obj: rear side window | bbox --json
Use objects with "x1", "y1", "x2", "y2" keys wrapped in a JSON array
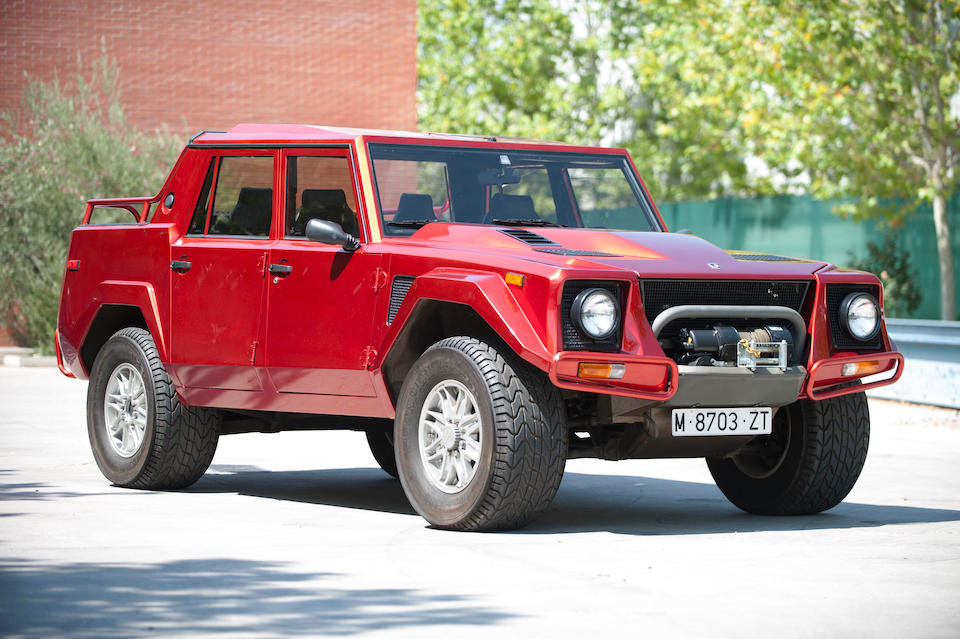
[
  {"x1": 208, "y1": 156, "x2": 273, "y2": 236},
  {"x1": 188, "y1": 159, "x2": 216, "y2": 234},
  {"x1": 187, "y1": 156, "x2": 274, "y2": 237}
]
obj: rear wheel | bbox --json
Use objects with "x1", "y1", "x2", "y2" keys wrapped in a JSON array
[
  {"x1": 707, "y1": 388, "x2": 869, "y2": 515},
  {"x1": 87, "y1": 328, "x2": 220, "y2": 489},
  {"x1": 395, "y1": 336, "x2": 567, "y2": 531}
]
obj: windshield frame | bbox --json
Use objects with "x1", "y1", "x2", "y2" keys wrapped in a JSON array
[{"x1": 367, "y1": 142, "x2": 664, "y2": 237}]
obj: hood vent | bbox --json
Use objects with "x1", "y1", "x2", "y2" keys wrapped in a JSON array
[
  {"x1": 536, "y1": 248, "x2": 617, "y2": 257},
  {"x1": 732, "y1": 253, "x2": 803, "y2": 262},
  {"x1": 500, "y1": 229, "x2": 558, "y2": 246}
]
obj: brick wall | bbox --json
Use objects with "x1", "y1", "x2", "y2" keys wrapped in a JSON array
[{"x1": 0, "y1": 0, "x2": 417, "y2": 133}]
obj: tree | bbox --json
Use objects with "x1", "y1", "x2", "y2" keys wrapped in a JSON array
[
  {"x1": 419, "y1": 1, "x2": 959, "y2": 318},
  {"x1": 610, "y1": 0, "x2": 960, "y2": 319},
  {"x1": 746, "y1": 0, "x2": 959, "y2": 320},
  {"x1": 0, "y1": 55, "x2": 179, "y2": 352},
  {"x1": 417, "y1": 0, "x2": 607, "y2": 142},
  {"x1": 418, "y1": 0, "x2": 762, "y2": 202}
]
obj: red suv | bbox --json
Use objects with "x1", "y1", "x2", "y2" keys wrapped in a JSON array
[{"x1": 56, "y1": 124, "x2": 903, "y2": 530}]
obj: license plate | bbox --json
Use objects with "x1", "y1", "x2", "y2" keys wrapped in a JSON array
[{"x1": 671, "y1": 407, "x2": 772, "y2": 437}]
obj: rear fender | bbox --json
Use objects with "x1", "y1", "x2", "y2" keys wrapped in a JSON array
[{"x1": 65, "y1": 281, "x2": 167, "y2": 379}]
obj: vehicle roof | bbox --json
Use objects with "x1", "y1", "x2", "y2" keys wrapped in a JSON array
[{"x1": 190, "y1": 124, "x2": 626, "y2": 154}]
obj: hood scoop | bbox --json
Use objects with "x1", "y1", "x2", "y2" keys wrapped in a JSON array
[{"x1": 499, "y1": 228, "x2": 617, "y2": 257}]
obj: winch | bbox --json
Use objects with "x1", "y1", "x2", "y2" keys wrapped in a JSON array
[{"x1": 679, "y1": 324, "x2": 793, "y2": 368}]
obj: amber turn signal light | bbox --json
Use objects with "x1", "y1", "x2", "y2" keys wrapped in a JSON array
[
  {"x1": 841, "y1": 361, "x2": 884, "y2": 377},
  {"x1": 504, "y1": 272, "x2": 525, "y2": 287},
  {"x1": 577, "y1": 362, "x2": 626, "y2": 379}
]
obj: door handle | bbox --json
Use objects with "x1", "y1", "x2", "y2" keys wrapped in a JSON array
[
  {"x1": 268, "y1": 263, "x2": 293, "y2": 276},
  {"x1": 170, "y1": 260, "x2": 192, "y2": 273}
]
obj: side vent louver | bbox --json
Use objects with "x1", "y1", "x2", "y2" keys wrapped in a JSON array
[
  {"x1": 388, "y1": 276, "x2": 416, "y2": 324},
  {"x1": 499, "y1": 229, "x2": 558, "y2": 246}
]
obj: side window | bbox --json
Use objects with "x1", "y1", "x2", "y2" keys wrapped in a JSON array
[
  {"x1": 285, "y1": 155, "x2": 360, "y2": 238},
  {"x1": 207, "y1": 156, "x2": 274, "y2": 237}
]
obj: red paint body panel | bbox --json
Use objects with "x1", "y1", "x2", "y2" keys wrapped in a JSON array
[{"x1": 56, "y1": 123, "x2": 902, "y2": 417}]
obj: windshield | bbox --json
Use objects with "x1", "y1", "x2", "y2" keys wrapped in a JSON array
[{"x1": 369, "y1": 143, "x2": 661, "y2": 236}]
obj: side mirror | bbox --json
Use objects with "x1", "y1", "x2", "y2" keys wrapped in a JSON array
[{"x1": 305, "y1": 219, "x2": 360, "y2": 251}]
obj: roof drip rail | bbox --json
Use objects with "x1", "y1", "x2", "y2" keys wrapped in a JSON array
[{"x1": 189, "y1": 130, "x2": 228, "y2": 143}]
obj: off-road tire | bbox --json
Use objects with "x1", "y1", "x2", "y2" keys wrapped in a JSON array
[
  {"x1": 707, "y1": 388, "x2": 869, "y2": 515},
  {"x1": 395, "y1": 336, "x2": 567, "y2": 531},
  {"x1": 87, "y1": 327, "x2": 220, "y2": 489},
  {"x1": 366, "y1": 429, "x2": 399, "y2": 479}
]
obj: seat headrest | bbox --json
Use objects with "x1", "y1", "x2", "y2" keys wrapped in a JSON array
[
  {"x1": 490, "y1": 193, "x2": 537, "y2": 219},
  {"x1": 303, "y1": 189, "x2": 349, "y2": 210},
  {"x1": 236, "y1": 187, "x2": 273, "y2": 208},
  {"x1": 394, "y1": 193, "x2": 435, "y2": 222}
]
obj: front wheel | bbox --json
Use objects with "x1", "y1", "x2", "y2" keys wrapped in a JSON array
[
  {"x1": 366, "y1": 429, "x2": 399, "y2": 479},
  {"x1": 707, "y1": 388, "x2": 869, "y2": 515},
  {"x1": 87, "y1": 327, "x2": 220, "y2": 489},
  {"x1": 395, "y1": 336, "x2": 567, "y2": 531}
]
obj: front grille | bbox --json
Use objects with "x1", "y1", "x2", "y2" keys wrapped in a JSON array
[
  {"x1": 561, "y1": 281, "x2": 624, "y2": 352},
  {"x1": 639, "y1": 279, "x2": 810, "y2": 326},
  {"x1": 826, "y1": 284, "x2": 883, "y2": 351},
  {"x1": 388, "y1": 276, "x2": 416, "y2": 324}
]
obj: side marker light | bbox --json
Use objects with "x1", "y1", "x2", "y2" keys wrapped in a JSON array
[{"x1": 504, "y1": 272, "x2": 525, "y2": 287}]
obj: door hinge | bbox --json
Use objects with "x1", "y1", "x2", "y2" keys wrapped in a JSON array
[
  {"x1": 370, "y1": 267, "x2": 388, "y2": 291},
  {"x1": 360, "y1": 346, "x2": 378, "y2": 369},
  {"x1": 249, "y1": 341, "x2": 258, "y2": 364}
]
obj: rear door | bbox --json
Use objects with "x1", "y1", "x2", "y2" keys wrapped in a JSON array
[
  {"x1": 263, "y1": 148, "x2": 381, "y2": 397},
  {"x1": 168, "y1": 151, "x2": 277, "y2": 390}
]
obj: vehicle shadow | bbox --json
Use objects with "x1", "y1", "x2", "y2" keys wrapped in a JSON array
[
  {"x1": 192, "y1": 465, "x2": 960, "y2": 536},
  {"x1": 0, "y1": 557, "x2": 512, "y2": 638}
]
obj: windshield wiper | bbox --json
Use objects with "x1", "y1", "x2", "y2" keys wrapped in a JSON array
[
  {"x1": 492, "y1": 218, "x2": 567, "y2": 227},
  {"x1": 387, "y1": 219, "x2": 435, "y2": 228}
]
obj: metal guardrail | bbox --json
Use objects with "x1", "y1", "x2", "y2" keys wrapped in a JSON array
[{"x1": 867, "y1": 319, "x2": 960, "y2": 409}]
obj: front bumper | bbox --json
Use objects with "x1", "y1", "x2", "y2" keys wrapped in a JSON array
[
  {"x1": 549, "y1": 352, "x2": 678, "y2": 400},
  {"x1": 805, "y1": 352, "x2": 904, "y2": 400}
]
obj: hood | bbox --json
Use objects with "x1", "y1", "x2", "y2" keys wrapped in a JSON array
[{"x1": 400, "y1": 224, "x2": 828, "y2": 279}]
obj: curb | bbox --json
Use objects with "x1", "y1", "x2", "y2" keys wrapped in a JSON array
[{"x1": 0, "y1": 347, "x2": 58, "y2": 368}]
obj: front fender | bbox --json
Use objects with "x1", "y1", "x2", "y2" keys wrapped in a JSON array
[{"x1": 375, "y1": 268, "x2": 553, "y2": 371}]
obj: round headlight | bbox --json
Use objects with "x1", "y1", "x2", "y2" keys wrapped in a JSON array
[
  {"x1": 572, "y1": 288, "x2": 620, "y2": 340},
  {"x1": 840, "y1": 292, "x2": 880, "y2": 341}
]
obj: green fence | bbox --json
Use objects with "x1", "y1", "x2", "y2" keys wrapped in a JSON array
[{"x1": 657, "y1": 193, "x2": 960, "y2": 320}]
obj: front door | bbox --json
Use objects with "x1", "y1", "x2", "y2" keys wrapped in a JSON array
[
  {"x1": 169, "y1": 152, "x2": 277, "y2": 390},
  {"x1": 264, "y1": 149, "x2": 380, "y2": 397}
]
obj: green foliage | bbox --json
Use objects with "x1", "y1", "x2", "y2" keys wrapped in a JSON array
[
  {"x1": 849, "y1": 233, "x2": 922, "y2": 318},
  {"x1": 0, "y1": 55, "x2": 180, "y2": 352},
  {"x1": 417, "y1": 0, "x2": 610, "y2": 143},
  {"x1": 418, "y1": 0, "x2": 960, "y2": 317}
]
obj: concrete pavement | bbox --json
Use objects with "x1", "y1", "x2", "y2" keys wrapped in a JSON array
[{"x1": 1, "y1": 366, "x2": 958, "y2": 638}]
